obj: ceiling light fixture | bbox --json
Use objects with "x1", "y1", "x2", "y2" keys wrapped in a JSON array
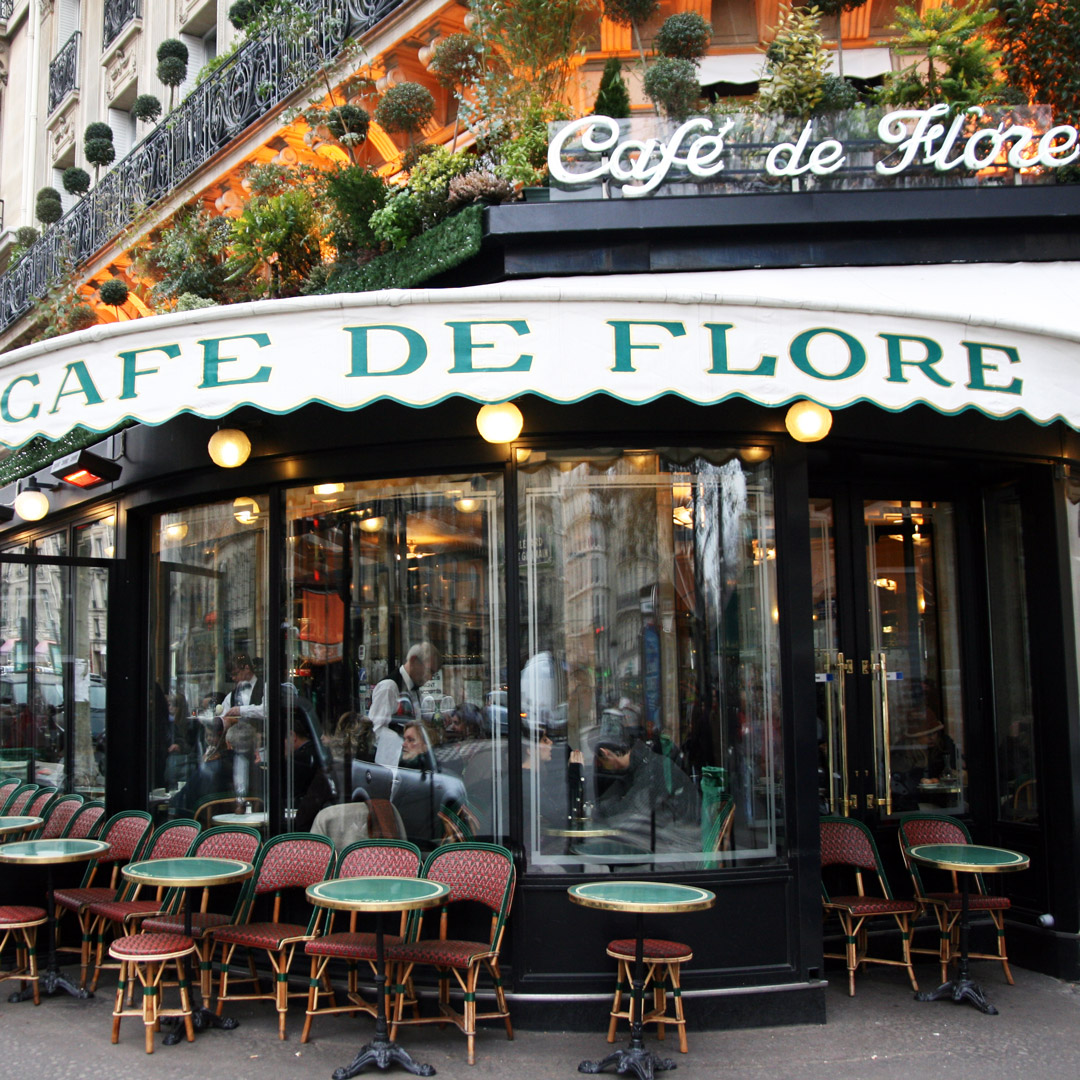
[
  {"x1": 207, "y1": 428, "x2": 251, "y2": 468},
  {"x1": 476, "y1": 402, "x2": 523, "y2": 443},
  {"x1": 784, "y1": 401, "x2": 833, "y2": 443}
]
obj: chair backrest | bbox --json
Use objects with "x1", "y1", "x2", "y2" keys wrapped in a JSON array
[
  {"x1": 819, "y1": 815, "x2": 895, "y2": 901},
  {"x1": 188, "y1": 824, "x2": 262, "y2": 863},
  {"x1": 702, "y1": 797, "x2": 735, "y2": 868},
  {"x1": 62, "y1": 799, "x2": 105, "y2": 839},
  {"x1": 419, "y1": 842, "x2": 516, "y2": 949},
  {"x1": 0, "y1": 778, "x2": 21, "y2": 806},
  {"x1": 232, "y1": 832, "x2": 334, "y2": 929},
  {"x1": 337, "y1": 839, "x2": 422, "y2": 880},
  {"x1": 3, "y1": 783, "x2": 39, "y2": 813},
  {"x1": 81, "y1": 809, "x2": 152, "y2": 889},
  {"x1": 36, "y1": 793, "x2": 84, "y2": 838},
  {"x1": 897, "y1": 812, "x2": 973, "y2": 896},
  {"x1": 24, "y1": 786, "x2": 58, "y2": 818},
  {"x1": 144, "y1": 818, "x2": 202, "y2": 860}
]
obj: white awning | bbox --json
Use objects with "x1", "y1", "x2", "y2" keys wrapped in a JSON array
[
  {"x1": 0, "y1": 262, "x2": 1077, "y2": 449},
  {"x1": 697, "y1": 48, "x2": 893, "y2": 87}
]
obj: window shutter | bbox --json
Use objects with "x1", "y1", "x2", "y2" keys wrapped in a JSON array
[
  {"x1": 107, "y1": 107, "x2": 136, "y2": 162},
  {"x1": 53, "y1": 167, "x2": 74, "y2": 214},
  {"x1": 57, "y1": 0, "x2": 81, "y2": 47},
  {"x1": 178, "y1": 32, "x2": 206, "y2": 100}
]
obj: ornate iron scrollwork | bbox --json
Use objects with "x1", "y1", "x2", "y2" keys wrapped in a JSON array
[
  {"x1": 2, "y1": 0, "x2": 404, "y2": 337},
  {"x1": 47, "y1": 31, "x2": 80, "y2": 116},
  {"x1": 103, "y1": 0, "x2": 141, "y2": 52}
]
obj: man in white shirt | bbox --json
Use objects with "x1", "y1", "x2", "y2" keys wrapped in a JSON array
[
  {"x1": 221, "y1": 654, "x2": 266, "y2": 728},
  {"x1": 370, "y1": 643, "x2": 441, "y2": 766}
]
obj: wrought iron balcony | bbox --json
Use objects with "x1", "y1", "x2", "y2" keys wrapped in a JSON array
[
  {"x1": 48, "y1": 31, "x2": 80, "y2": 116},
  {"x1": 103, "y1": 0, "x2": 141, "y2": 51},
  {"x1": 2, "y1": 0, "x2": 407, "y2": 337},
  {"x1": 0, "y1": 1, "x2": 14, "y2": 23}
]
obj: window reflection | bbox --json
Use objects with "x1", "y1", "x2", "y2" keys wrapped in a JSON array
[
  {"x1": 284, "y1": 474, "x2": 506, "y2": 850},
  {"x1": 518, "y1": 448, "x2": 783, "y2": 872},
  {"x1": 149, "y1": 500, "x2": 268, "y2": 826}
]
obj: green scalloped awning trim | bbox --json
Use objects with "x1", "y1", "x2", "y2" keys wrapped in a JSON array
[
  {"x1": 318, "y1": 204, "x2": 484, "y2": 295},
  {"x1": 0, "y1": 422, "x2": 133, "y2": 486}
]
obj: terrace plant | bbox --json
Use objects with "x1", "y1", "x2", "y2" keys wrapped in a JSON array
[
  {"x1": 603, "y1": 0, "x2": 660, "y2": 66},
  {"x1": 374, "y1": 82, "x2": 436, "y2": 146},
  {"x1": 132, "y1": 94, "x2": 163, "y2": 126},
  {"x1": 98, "y1": 277, "x2": 129, "y2": 320},
  {"x1": 35, "y1": 186, "x2": 63, "y2": 226},
  {"x1": 84, "y1": 122, "x2": 115, "y2": 180},
  {"x1": 814, "y1": 0, "x2": 870, "y2": 77},
  {"x1": 62, "y1": 166, "x2": 91, "y2": 198},
  {"x1": 157, "y1": 39, "x2": 189, "y2": 109},
  {"x1": 594, "y1": 55, "x2": 631, "y2": 117},
  {"x1": 757, "y1": 4, "x2": 830, "y2": 120},
  {"x1": 643, "y1": 58, "x2": 702, "y2": 120},
  {"x1": 320, "y1": 164, "x2": 389, "y2": 256},
  {"x1": 429, "y1": 33, "x2": 485, "y2": 151}
]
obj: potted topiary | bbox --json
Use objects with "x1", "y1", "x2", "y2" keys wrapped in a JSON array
[
  {"x1": 84, "y1": 122, "x2": 116, "y2": 180},
  {"x1": 98, "y1": 277, "x2": 130, "y2": 320},
  {"x1": 132, "y1": 94, "x2": 163, "y2": 127},
  {"x1": 157, "y1": 38, "x2": 189, "y2": 110},
  {"x1": 35, "y1": 186, "x2": 63, "y2": 226},
  {"x1": 62, "y1": 166, "x2": 91, "y2": 198},
  {"x1": 643, "y1": 58, "x2": 702, "y2": 121},
  {"x1": 594, "y1": 56, "x2": 631, "y2": 118},
  {"x1": 374, "y1": 82, "x2": 436, "y2": 155}
]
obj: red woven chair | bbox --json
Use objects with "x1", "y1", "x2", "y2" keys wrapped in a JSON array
[
  {"x1": 0, "y1": 778, "x2": 22, "y2": 808},
  {"x1": 898, "y1": 813, "x2": 1015, "y2": 984},
  {"x1": 212, "y1": 832, "x2": 335, "y2": 1039},
  {"x1": 86, "y1": 819, "x2": 202, "y2": 991},
  {"x1": 142, "y1": 825, "x2": 263, "y2": 999},
  {"x1": 33, "y1": 793, "x2": 84, "y2": 839},
  {"x1": 109, "y1": 932, "x2": 196, "y2": 1054},
  {"x1": 53, "y1": 809, "x2": 152, "y2": 987},
  {"x1": 61, "y1": 799, "x2": 105, "y2": 839},
  {"x1": 820, "y1": 816, "x2": 918, "y2": 996},
  {"x1": 301, "y1": 839, "x2": 423, "y2": 1043},
  {"x1": 3, "y1": 783, "x2": 40, "y2": 814},
  {"x1": 387, "y1": 842, "x2": 516, "y2": 1066},
  {"x1": 0, "y1": 904, "x2": 48, "y2": 1005},
  {"x1": 23, "y1": 786, "x2": 58, "y2": 820}
]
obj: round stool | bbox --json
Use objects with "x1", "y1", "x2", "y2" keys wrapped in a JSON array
[
  {"x1": 109, "y1": 932, "x2": 197, "y2": 1053},
  {"x1": 0, "y1": 905, "x2": 47, "y2": 1005},
  {"x1": 605, "y1": 937, "x2": 693, "y2": 1053}
]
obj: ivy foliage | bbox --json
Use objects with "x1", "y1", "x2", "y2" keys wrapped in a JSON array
[
  {"x1": 879, "y1": 1, "x2": 1001, "y2": 108},
  {"x1": 992, "y1": 0, "x2": 1080, "y2": 123}
]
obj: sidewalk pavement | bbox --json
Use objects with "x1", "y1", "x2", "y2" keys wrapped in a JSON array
[{"x1": 2, "y1": 962, "x2": 1078, "y2": 1080}]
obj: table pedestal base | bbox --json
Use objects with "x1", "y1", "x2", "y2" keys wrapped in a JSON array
[
  {"x1": 162, "y1": 1006, "x2": 240, "y2": 1045},
  {"x1": 332, "y1": 1036, "x2": 436, "y2": 1079},
  {"x1": 9, "y1": 965, "x2": 90, "y2": 1001},
  {"x1": 579, "y1": 1046, "x2": 676, "y2": 1080},
  {"x1": 916, "y1": 978, "x2": 999, "y2": 1015}
]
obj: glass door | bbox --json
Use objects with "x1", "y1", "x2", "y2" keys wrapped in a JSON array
[{"x1": 814, "y1": 495, "x2": 966, "y2": 822}]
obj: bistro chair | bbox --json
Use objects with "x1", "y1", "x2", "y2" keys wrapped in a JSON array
[
  {"x1": 32, "y1": 793, "x2": 84, "y2": 839},
  {"x1": 2, "y1": 783, "x2": 39, "y2": 814},
  {"x1": 53, "y1": 809, "x2": 152, "y2": 987},
  {"x1": 60, "y1": 799, "x2": 105, "y2": 839},
  {"x1": 86, "y1": 818, "x2": 202, "y2": 992},
  {"x1": 0, "y1": 903, "x2": 48, "y2": 1005},
  {"x1": 23, "y1": 786, "x2": 58, "y2": 820},
  {"x1": 701, "y1": 796, "x2": 735, "y2": 870},
  {"x1": 301, "y1": 838, "x2": 423, "y2": 1043},
  {"x1": 819, "y1": 816, "x2": 919, "y2": 996},
  {"x1": 897, "y1": 812, "x2": 1014, "y2": 984},
  {"x1": 386, "y1": 841, "x2": 516, "y2": 1066},
  {"x1": 0, "y1": 777, "x2": 21, "y2": 808},
  {"x1": 109, "y1": 932, "x2": 196, "y2": 1053},
  {"x1": 212, "y1": 832, "x2": 335, "y2": 1039},
  {"x1": 141, "y1": 824, "x2": 263, "y2": 999},
  {"x1": 605, "y1": 937, "x2": 694, "y2": 1053},
  {"x1": 193, "y1": 795, "x2": 265, "y2": 830}
]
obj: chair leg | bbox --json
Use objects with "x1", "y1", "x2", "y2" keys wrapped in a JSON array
[
  {"x1": 669, "y1": 963, "x2": 688, "y2": 1054},
  {"x1": 141, "y1": 961, "x2": 159, "y2": 1054},
  {"x1": 302, "y1": 955, "x2": 322, "y2": 1044},
  {"x1": 607, "y1": 958, "x2": 626, "y2": 1043},
  {"x1": 464, "y1": 965, "x2": 478, "y2": 1066},
  {"x1": 175, "y1": 957, "x2": 195, "y2": 1044},
  {"x1": 652, "y1": 964, "x2": 666, "y2": 1042},
  {"x1": 488, "y1": 958, "x2": 513, "y2": 1040},
  {"x1": 111, "y1": 960, "x2": 125, "y2": 1044},
  {"x1": 992, "y1": 911, "x2": 1014, "y2": 984},
  {"x1": 899, "y1": 916, "x2": 918, "y2": 992}
]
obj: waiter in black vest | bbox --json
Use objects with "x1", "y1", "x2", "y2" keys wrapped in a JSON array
[
  {"x1": 371, "y1": 643, "x2": 441, "y2": 766},
  {"x1": 221, "y1": 653, "x2": 266, "y2": 728}
]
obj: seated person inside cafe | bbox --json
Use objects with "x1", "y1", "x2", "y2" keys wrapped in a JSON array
[{"x1": 591, "y1": 732, "x2": 702, "y2": 857}]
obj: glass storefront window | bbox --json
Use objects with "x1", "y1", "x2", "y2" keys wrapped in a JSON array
[
  {"x1": 283, "y1": 474, "x2": 506, "y2": 849},
  {"x1": 518, "y1": 448, "x2": 783, "y2": 872},
  {"x1": 149, "y1": 499, "x2": 268, "y2": 825}
]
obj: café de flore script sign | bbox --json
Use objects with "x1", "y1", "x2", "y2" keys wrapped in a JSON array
[
  {"x1": 548, "y1": 105, "x2": 1078, "y2": 197},
  {"x1": 0, "y1": 265, "x2": 1078, "y2": 449}
]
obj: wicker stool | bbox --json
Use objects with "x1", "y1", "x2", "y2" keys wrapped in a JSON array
[
  {"x1": 0, "y1": 905, "x2": 47, "y2": 1005},
  {"x1": 606, "y1": 938, "x2": 693, "y2": 1054},
  {"x1": 109, "y1": 932, "x2": 197, "y2": 1053}
]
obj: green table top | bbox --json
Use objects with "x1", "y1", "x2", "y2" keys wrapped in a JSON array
[
  {"x1": 123, "y1": 857, "x2": 253, "y2": 888},
  {"x1": 909, "y1": 843, "x2": 1030, "y2": 874},
  {"x1": 307, "y1": 876, "x2": 450, "y2": 913},
  {"x1": 568, "y1": 880, "x2": 716, "y2": 913},
  {"x1": 0, "y1": 838, "x2": 109, "y2": 865},
  {"x1": 0, "y1": 816, "x2": 42, "y2": 837}
]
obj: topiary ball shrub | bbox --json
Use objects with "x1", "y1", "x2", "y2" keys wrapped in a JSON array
[
  {"x1": 157, "y1": 39, "x2": 189, "y2": 91},
  {"x1": 815, "y1": 75, "x2": 858, "y2": 113},
  {"x1": 642, "y1": 57, "x2": 701, "y2": 121},
  {"x1": 326, "y1": 104, "x2": 370, "y2": 145},
  {"x1": 654, "y1": 12, "x2": 711, "y2": 61},
  {"x1": 62, "y1": 166, "x2": 91, "y2": 196},
  {"x1": 98, "y1": 278, "x2": 130, "y2": 308},
  {"x1": 84, "y1": 121, "x2": 113, "y2": 141},
  {"x1": 15, "y1": 226, "x2": 40, "y2": 247},
  {"x1": 429, "y1": 34, "x2": 485, "y2": 90},
  {"x1": 374, "y1": 82, "x2": 436, "y2": 136},
  {"x1": 132, "y1": 94, "x2": 163, "y2": 123},
  {"x1": 35, "y1": 187, "x2": 63, "y2": 225},
  {"x1": 602, "y1": 0, "x2": 661, "y2": 28},
  {"x1": 84, "y1": 122, "x2": 116, "y2": 170}
]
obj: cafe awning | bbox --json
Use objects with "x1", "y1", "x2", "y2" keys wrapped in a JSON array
[{"x1": 0, "y1": 262, "x2": 1078, "y2": 450}]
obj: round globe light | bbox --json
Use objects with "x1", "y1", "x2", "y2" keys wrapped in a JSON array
[
  {"x1": 233, "y1": 496, "x2": 260, "y2": 525},
  {"x1": 785, "y1": 401, "x2": 833, "y2": 443},
  {"x1": 358, "y1": 516, "x2": 386, "y2": 533},
  {"x1": 476, "y1": 403, "x2": 523, "y2": 444},
  {"x1": 207, "y1": 428, "x2": 251, "y2": 468},
  {"x1": 14, "y1": 488, "x2": 49, "y2": 521}
]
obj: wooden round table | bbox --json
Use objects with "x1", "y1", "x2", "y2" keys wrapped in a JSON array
[
  {"x1": 123, "y1": 856, "x2": 253, "y2": 1042},
  {"x1": 909, "y1": 843, "x2": 1028, "y2": 1015},
  {"x1": 0, "y1": 838, "x2": 110, "y2": 998},
  {"x1": 307, "y1": 876, "x2": 450, "y2": 1078},
  {"x1": 569, "y1": 881, "x2": 716, "y2": 1080}
]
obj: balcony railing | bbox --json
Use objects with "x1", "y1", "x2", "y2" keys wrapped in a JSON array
[
  {"x1": 103, "y1": 0, "x2": 141, "y2": 51},
  {"x1": 48, "y1": 31, "x2": 80, "y2": 115},
  {"x1": 0, "y1": 1, "x2": 14, "y2": 22},
  {"x1": 2, "y1": 0, "x2": 406, "y2": 337}
]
